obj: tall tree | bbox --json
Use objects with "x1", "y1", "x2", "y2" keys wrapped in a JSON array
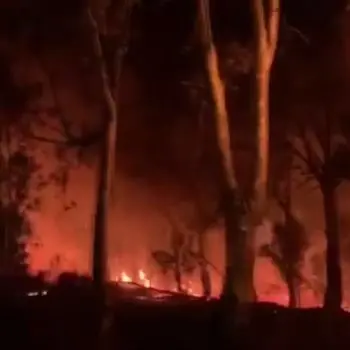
[
  {"x1": 196, "y1": 0, "x2": 250, "y2": 302},
  {"x1": 260, "y1": 200, "x2": 308, "y2": 308},
  {"x1": 85, "y1": 1, "x2": 135, "y2": 348},
  {"x1": 86, "y1": 0, "x2": 134, "y2": 296},
  {"x1": 293, "y1": 125, "x2": 350, "y2": 310},
  {"x1": 250, "y1": 0, "x2": 280, "y2": 229}
]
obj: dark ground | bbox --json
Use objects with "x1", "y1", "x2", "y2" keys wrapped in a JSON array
[{"x1": 1, "y1": 275, "x2": 350, "y2": 350}]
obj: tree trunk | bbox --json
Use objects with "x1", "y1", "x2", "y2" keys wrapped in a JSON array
[
  {"x1": 198, "y1": 233, "x2": 211, "y2": 297},
  {"x1": 174, "y1": 251, "x2": 184, "y2": 293},
  {"x1": 251, "y1": 0, "x2": 279, "y2": 215},
  {"x1": 171, "y1": 230, "x2": 185, "y2": 293},
  {"x1": 87, "y1": 7, "x2": 119, "y2": 299},
  {"x1": 197, "y1": 0, "x2": 250, "y2": 303},
  {"x1": 248, "y1": 0, "x2": 280, "y2": 306},
  {"x1": 322, "y1": 184, "x2": 342, "y2": 311},
  {"x1": 87, "y1": 5, "x2": 134, "y2": 349},
  {"x1": 285, "y1": 271, "x2": 298, "y2": 308}
]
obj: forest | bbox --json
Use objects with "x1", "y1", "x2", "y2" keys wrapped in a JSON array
[{"x1": 1, "y1": 1, "x2": 350, "y2": 347}]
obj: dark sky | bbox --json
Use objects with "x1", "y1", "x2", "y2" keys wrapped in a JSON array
[{"x1": 0, "y1": 0, "x2": 348, "y2": 193}]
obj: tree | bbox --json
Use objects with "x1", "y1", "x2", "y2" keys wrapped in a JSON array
[
  {"x1": 0, "y1": 52, "x2": 54, "y2": 277},
  {"x1": 292, "y1": 124, "x2": 350, "y2": 310},
  {"x1": 175, "y1": 192, "x2": 221, "y2": 298},
  {"x1": 260, "y1": 200, "x2": 308, "y2": 308},
  {"x1": 290, "y1": 48, "x2": 350, "y2": 309},
  {"x1": 152, "y1": 227, "x2": 192, "y2": 294},
  {"x1": 187, "y1": 196, "x2": 218, "y2": 298},
  {"x1": 84, "y1": 2, "x2": 135, "y2": 348},
  {"x1": 251, "y1": 0, "x2": 280, "y2": 219},
  {"x1": 250, "y1": 0, "x2": 280, "y2": 294},
  {"x1": 85, "y1": 0, "x2": 135, "y2": 296},
  {"x1": 196, "y1": 0, "x2": 250, "y2": 303},
  {"x1": 263, "y1": 130, "x2": 308, "y2": 308},
  {"x1": 279, "y1": 5, "x2": 350, "y2": 311},
  {"x1": 0, "y1": 147, "x2": 37, "y2": 275}
]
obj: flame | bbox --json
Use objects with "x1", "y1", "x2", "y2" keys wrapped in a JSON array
[
  {"x1": 119, "y1": 271, "x2": 132, "y2": 283},
  {"x1": 115, "y1": 269, "x2": 151, "y2": 289},
  {"x1": 114, "y1": 269, "x2": 201, "y2": 296},
  {"x1": 114, "y1": 269, "x2": 208, "y2": 297},
  {"x1": 138, "y1": 269, "x2": 151, "y2": 288}
]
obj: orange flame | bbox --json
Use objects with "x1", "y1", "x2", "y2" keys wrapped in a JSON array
[
  {"x1": 114, "y1": 269, "x2": 200, "y2": 296},
  {"x1": 115, "y1": 269, "x2": 152, "y2": 289}
]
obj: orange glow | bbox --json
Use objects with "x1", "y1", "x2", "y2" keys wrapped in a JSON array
[
  {"x1": 119, "y1": 271, "x2": 132, "y2": 283},
  {"x1": 114, "y1": 269, "x2": 206, "y2": 297},
  {"x1": 138, "y1": 269, "x2": 151, "y2": 288}
]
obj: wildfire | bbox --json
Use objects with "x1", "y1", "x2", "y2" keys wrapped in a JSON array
[
  {"x1": 115, "y1": 269, "x2": 151, "y2": 289},
  {"x1": 138, "y1": 269, "x2": 151, "y2": 288},
  {"x1": 120, "y1": 271, "x2": 132, "y2": 283},
  {"x1": 114, "y1": 269, "x2": 202, "y2": 297}
]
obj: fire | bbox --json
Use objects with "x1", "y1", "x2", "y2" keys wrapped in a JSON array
[
  {"x1": 114, "y1": 269, "x2": 201, "y2": 296},
  {"x1": 138, "y1": 269, "x2": 151, "y2": 288},
  {"x1": 115, "y1": 269, "x2": 151, "y2": 289},
  {"x1": 120, "y1": 271, "x2": 132, "y2": 283}
]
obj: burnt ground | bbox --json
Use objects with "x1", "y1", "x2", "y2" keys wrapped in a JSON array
[{"x1": 0, "y1": 276, "x2": 349, "y2": 350}]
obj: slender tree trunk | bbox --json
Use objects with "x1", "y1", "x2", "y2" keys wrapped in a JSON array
[
  {"x1": 322, "y1": 183, "x2": 342, "y2": 310},
  {"x1": 194, "y1": 102, "x2": 212, "y2": 298},
  {"x1": 248, "y1": 0, "x2": 280, "y2": 307},
  {"x1": 198, "y1": 233, "x2": 211, "y2": 297},
  {"x1": 87, "y1": 7, "x2": 118, "y2": 299},
  {"x1": 286, "y1": 271, "x2": 298, "y2": 308},
  {"x1": 284, "y1": 150, "x2": 299, "y2": 308},
  {"x1": 251, "y1": 0, "x2": 280, "y2": 219},
  {"x1": 171, "y1": 230, "x2": 184, "y2": 293},
  {"x1": 174, "y1": 246, "x2": 184, "y2": 293},
  {"x1": 197, "y1": 0, "x2": 250, "y2": 302},
  {"x1": 87, "y1": 5, "x2": 132, "y2": 349}
]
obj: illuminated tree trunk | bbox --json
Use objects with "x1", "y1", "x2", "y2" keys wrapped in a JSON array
[
  {"x1": 87, "y1": 3, "x2": 133, "y2": 348},
  {"x1": 87, "y1": 8, "x2": 118, "y2": 300},
  {"x1": 249, "y1": 0, "x2": 280, "y2": 303},
  {"x1": 197, "y1": 0, "x2": 250, "y2": 302},
  {"x1": 87, "y1": 0, "x2": 134, "y2": 298},
  {"x1": 251, "y1": 0, "x2": 279, "y2": 219},
  {"x1": 251, "y1": 0, "x2": 279, "y2": 220}
]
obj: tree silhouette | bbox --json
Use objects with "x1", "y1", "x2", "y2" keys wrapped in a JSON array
[
  {"x1": 0, "y1": 148, "x2": 39, "y2": 275},
  {"x1": 260, "y1": 200, "x2": 308, "y2": 307}
]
